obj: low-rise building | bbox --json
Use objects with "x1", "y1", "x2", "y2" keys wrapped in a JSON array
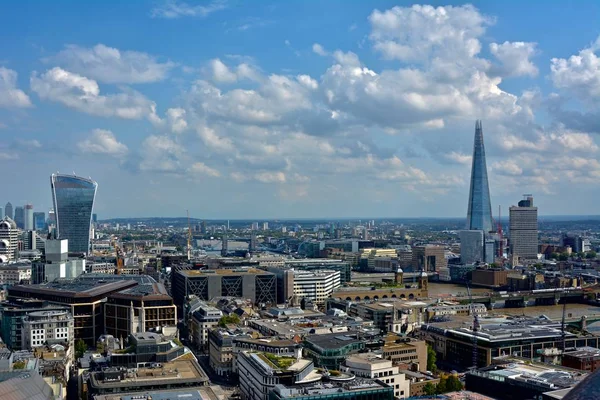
[
  {"x1": 238, "y1": 351, "x2": 321, "y2": 400},
  {"x1": 270, "y1": 380, "x2": 394, "y2": 400},
  {"x1": 342, "y1": 353, "x2": 409, "y2": 399},
  {"x1": 0, "y1": 299, "x2": 70, "y2": 350},
  {"x1": 190, "y1": 303, "x2": 222, "y2": 350},
  {"x1": 0, "y1": 261, "x2": 32, "y2": 285},
  {"x1": 209, "y1": 329, "x2": 250, "y2": 377},
  {"x1": 562, "y1": 347, "x2": 600, "y2": 372},
  {"x1": 109, "y1": 332, "x2": 186, "y2": 368},
  {"x1": 93, "y1": 387, "x2": 221, "y2": 400},
  {"x1": 87, "y1": 359, "x2": 209, "y2": 396},
  {"x1": 21, "y1": 309, "x2": 74, "y2": 350},
  {"x1": 382, "y1": 334, "x2": 428, "y2": 372},
  {"x1": 303, "y1": 333, "x2": 364, "y2": 370},
  {"x1": 421, "y1": 316, "x2": 597, "y2": 369},
  {"x1": 466, "y1": 358, "x2": 587, "y2": 400}
]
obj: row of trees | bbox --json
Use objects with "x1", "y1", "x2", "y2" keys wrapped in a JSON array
[
  {"x1": 550, "y1": 251, "x2": 597, "y2": 261},
  {"x1": 423, "y1": 374, "x2": 464, "y2": 395}
]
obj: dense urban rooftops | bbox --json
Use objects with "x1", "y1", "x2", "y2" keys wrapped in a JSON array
[{"x1": 178, "y1": 268, "x2": 273, "y2": 276}]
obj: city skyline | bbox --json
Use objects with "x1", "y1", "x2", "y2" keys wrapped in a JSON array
[{"x1": 2, "y1": 2, "x2": 600, "y2": 218}]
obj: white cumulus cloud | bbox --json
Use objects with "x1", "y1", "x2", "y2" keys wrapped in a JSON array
[
  {"x1": 50, "y1": 44, "x2": 175, "y2": 84},
  {"x1": 490, "y1": 41, "x2": 538, "y2": 77},
  {"x1": 77, "y1": 129, "x2": 128, "y2": 157},
  {"x1": 31, "y1": 67, "x2": 161, "y2": 121},
  {"x1": 0, "y1": 67, "x2": 32, "y2": 108}
]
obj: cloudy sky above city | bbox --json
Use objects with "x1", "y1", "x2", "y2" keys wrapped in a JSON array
[{"x1": 1, "y1": 1, "x2": 600, "y2": 219}]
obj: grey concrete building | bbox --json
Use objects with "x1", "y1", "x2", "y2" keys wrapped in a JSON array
[{"x1": 173, "y1": 268, "x2": 277, "y2": 306}]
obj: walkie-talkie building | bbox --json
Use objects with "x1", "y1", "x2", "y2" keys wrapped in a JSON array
[
  {"x1": 466, "y1": 120, "x2": 493, "y2": 233},
  {"x1": 51, "y1": 173, "x2": 97, "y2": 254}
]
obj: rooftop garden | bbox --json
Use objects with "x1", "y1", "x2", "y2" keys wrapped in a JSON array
[{"x1": 258, "y1": 353, "x2": 295, "y2": 369}]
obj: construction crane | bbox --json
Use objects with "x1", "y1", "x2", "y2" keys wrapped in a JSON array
[
  {"x1": 186, "y1": 210, "x2": 192, "y2": 260},
  {"x1": 497, "y1": 205, "x2": 503, "y2": 258},
  {"x1": 466, "y1": 283, "x2": 480, "y2": 369},
  {"x1": 560, "y1": 296, "x2": 567, "y2": 354},
  {"x1": 112, "y1": 238, "x2": 124, "y2": 275}
]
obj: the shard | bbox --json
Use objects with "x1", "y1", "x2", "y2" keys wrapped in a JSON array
[{"x1": 466, "y1": 120, "x2": 493, "y2": 233}]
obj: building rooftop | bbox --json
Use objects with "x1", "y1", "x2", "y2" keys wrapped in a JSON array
[
  {"x1": 271, "y1": 379, "x2": 391, "y2": 399},
  {"x1": 563, "y1": 347, "x2": 600, "y2": 359},
  {"x1": 92, "y1": 387, "x2": 220, "y2": 400},
  {"x1": 423, "y1": 315, "x2": 577, "y2": 343},
  {"x1": 304, "y1": 333, "x2": 362, "y2": 350},
  {"x1": 109, "y1": 283, "x2": 171, "y2": 301},
  {"x1": 345, "y1": 353, "x2": 389, "y2": 365},
  {"x1": 178, "y1": 268, "x2": 273, "y2": 277},
  {"x1": 77, "y1": 273, "x2": 156, "y2": 284},
  {"x1": 249, "y1": 320, "x2": 307, "y2": 336},
  {"x1": 472, "y1": 358, "x2": 587, "y2": 391},
  {"x1": 89, "y1": 359, "x2": 209, "y2": 390},
  {"x1": 9, "y1": 278, "x2": 137, "y2": 298},
  {"x1": 234, "y1": 337, "x2": 298, "y2": 348}
]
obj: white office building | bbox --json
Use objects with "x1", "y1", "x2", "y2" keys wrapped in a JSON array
[
  {"x1": 292, "y1": 269, "x2": 340, "y2": 306},
  {"x1": 22, "y1": 309, "x2": 74, "y2": 349},
  {"x1": 342, "y1": 353, "x2": 410, "y2": 399},
  {"x1": 238, "y1": 351, "x2": 318, "y2": 400}
]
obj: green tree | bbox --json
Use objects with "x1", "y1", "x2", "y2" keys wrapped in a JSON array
[
  {"x1": 586, "y1": 251, "x2": 597, "y2": 259},
  {"x1": 558, "y1": 252, "x2": 569, "y2": 261},
  {"x1": 550, "y1": 252, "x2": 559, "y2": 260},
  {"x1": 446, "y1": 375, "x2": 464, "y2": 392},
  {"x1": 423, "y1": 382, "x2": 436, "y2": 396},
  {"x1": 436, "y1": 375, "x2": 447, "y2": 394},
  {"x1": 75, "y1": 339, "x2": 88, "y2": 359},
  {"x1": 218, "y1": 313, "x2": 241, "y2": 327},
  {"x1": 426, "y1": 345, "x2": 438, "y2": 374}
]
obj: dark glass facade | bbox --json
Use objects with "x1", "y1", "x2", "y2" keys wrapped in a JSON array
[
  {"x1": 51, "y1": 174, "x2": 97, "y2": 254},
  {"x1": 466, "y1": 120, "x2": 493, "y2": 233}
]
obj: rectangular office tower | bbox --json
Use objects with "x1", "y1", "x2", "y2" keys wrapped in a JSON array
[
  {"x1": 509, "y1": 195, "x2": 538, "y2": 259},
  {"x1": 50, "y1": 173, "x2": 97, "y2": 254},
  {"x1": 460, "y1": 230, "x2": 484, "y2": 264}
]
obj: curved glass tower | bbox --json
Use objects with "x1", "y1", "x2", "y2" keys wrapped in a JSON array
[
  {"x1": 51, "y1": 174, "x2": 97, "y2": 254},
  {"x1": 466, "y1": 120, "x2": 493, "y2": 233}
]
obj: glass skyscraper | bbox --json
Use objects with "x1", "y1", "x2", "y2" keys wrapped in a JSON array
[
  {"x1": 51, "y1": 173, "x2": 97, "y2": 254},
  {"x1": 466, "y1": 120, "x2": 493, "y2": 233}
]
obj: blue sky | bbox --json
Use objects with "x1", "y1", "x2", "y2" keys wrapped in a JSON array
[{"x1": 1, "y1": 1, "x2": 600, "y2": 219}]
